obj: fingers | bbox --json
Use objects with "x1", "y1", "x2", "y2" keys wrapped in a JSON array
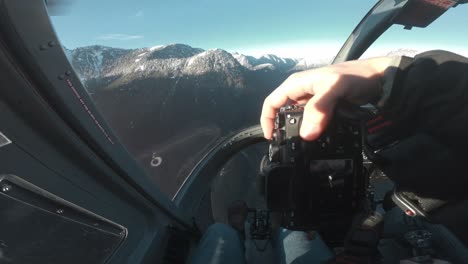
[
  {"x1": 299, "y1": 93, "x2": 336, "y2": 141},
  {"x1": 261, "y1": 89, "x2": 336, "y2": 141},
  {"x1": 260, "y1": 93, "x2": 289, "y2": 140},
  {"x1": 260, "y1": 58, "x2": 390, "y2": 141},
  {"x1": 260, "y1": 73, "x2": 315, "y2": 139}
]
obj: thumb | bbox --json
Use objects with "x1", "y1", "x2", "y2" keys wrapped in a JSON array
[{"x1": 300, "y1": 93, "x2": 336, "y2": 141}]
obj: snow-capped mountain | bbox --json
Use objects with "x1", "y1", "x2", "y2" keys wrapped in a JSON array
[
  {"x1": 67, "y1": 44, "x2": 310, "y2": 83},
  {"x1": 66, "y1": 43, "x2": 429, "y2": 87},
  {"x1": 64, "y1": 43, "x2": 425, "y2": 195},
  {"x1": 147, "y1": 44, "x2": 204, "y2": 59},
  {"x1": 231, "y1": 52, "x2": 298, "y2": 71},
  {"x1": 69, "y1": 45, "x2": 131, "y2": 80},
  {"x1": 293, "y1": 57, "x2": 333, "y2": 71},
  {"x1": 70, "y1": 43, "x2": 295, "y2": 157}
]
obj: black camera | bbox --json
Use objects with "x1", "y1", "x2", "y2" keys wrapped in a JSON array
[{"x1": 260, "y1": 104, "x2": 366, "y2": 243}]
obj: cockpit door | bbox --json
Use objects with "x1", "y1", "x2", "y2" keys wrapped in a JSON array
[{"x1": 0, "y1": 0, "x2": 196, "y2": 263}]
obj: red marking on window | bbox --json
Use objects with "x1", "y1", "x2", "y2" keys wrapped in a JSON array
[
  {"x1": 366, "y1": 115, "x2": 383, "y2": 126},
  {"x1": 405, "y1": 209, "x2": 416, "y2": 217},
  {"x1": 66, "y1": 79, "x2": 115, "y2": 145},
  {"x1": 367, "y1": 121, "x2": 393, "y2": 134},
  {"x1": 422, "y1": 0, "x2": 456, "y2": 9}
]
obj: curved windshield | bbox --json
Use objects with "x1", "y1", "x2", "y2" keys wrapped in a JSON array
[
  {"x1": 48, "y1": 1, "x2": 398, "y2": 199},
  {"x1": 362, "y1": 3, "x2": 468, "y2": 58}
]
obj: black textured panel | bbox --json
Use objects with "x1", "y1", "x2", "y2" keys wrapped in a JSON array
[{"x1": 0, "y1": 175, "x2": 126, "y2": 264}]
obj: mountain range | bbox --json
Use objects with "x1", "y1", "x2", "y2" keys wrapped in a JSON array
[
  {"x1": 66, "y1": 43, "x2": 308, "y2": 196},
  {"x1": 65, "y1": 44, "x2": 324, "y2": 82},
  {"x1": 64, "y1": 43, "x2": 420, "y2": 196}
]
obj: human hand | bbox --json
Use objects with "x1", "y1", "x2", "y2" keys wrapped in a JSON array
[{"x1": 260, "y1": 57, "x2": 394, "y2": 141}]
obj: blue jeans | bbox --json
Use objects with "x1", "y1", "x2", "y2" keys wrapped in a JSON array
[
  {"x1": 189, "y1": 209, "x2": 468, "y2": 264},
  {"x1": 188, "y1": 223, "x2": 334, "y2": 264}
]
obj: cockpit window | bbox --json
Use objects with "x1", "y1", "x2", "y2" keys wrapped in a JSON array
[
  {"x1": 362, "y1": 3, "x2": 468, "y2": 59},
  {"x1": 51, "y1": 0, "x2": 467, "y2": 199}
]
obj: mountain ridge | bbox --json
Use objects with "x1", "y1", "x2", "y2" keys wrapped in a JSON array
[
  {"x1": 64, "y1": 43, "x2": 426, "y2": 196},
  {"x1": 66, "y1": 43, "x2": 316, "y2": 81}
]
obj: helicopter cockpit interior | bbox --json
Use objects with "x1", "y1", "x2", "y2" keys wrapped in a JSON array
[{"x1": 1, "y1": 0, "x2": 468, "y2": 263}]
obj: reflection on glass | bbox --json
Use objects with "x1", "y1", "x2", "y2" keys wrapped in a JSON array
[
  {"x1": 48, "y1": 0, "x2": 466, "y2": 198},
  {"x1": 65, "y1": 44, "x2": 299, "y2": 197}
]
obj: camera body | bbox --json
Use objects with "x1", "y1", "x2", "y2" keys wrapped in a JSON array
[{"x1": 262, "y1": 105, "x2": 365, "y2": 242}]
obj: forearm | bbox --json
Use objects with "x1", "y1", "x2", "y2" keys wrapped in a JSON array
[{"x1": 328, "y1": 56, "x2": 400, "y2": 106}]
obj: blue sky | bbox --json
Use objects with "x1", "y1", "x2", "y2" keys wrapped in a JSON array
[{"x1": 50, "y1": 0, "x2": 468, "y2": 58}]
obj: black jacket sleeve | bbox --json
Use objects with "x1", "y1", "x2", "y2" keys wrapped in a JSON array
[{"x1": 371, "y1": 50, "x2": 468, "y2": 200}]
